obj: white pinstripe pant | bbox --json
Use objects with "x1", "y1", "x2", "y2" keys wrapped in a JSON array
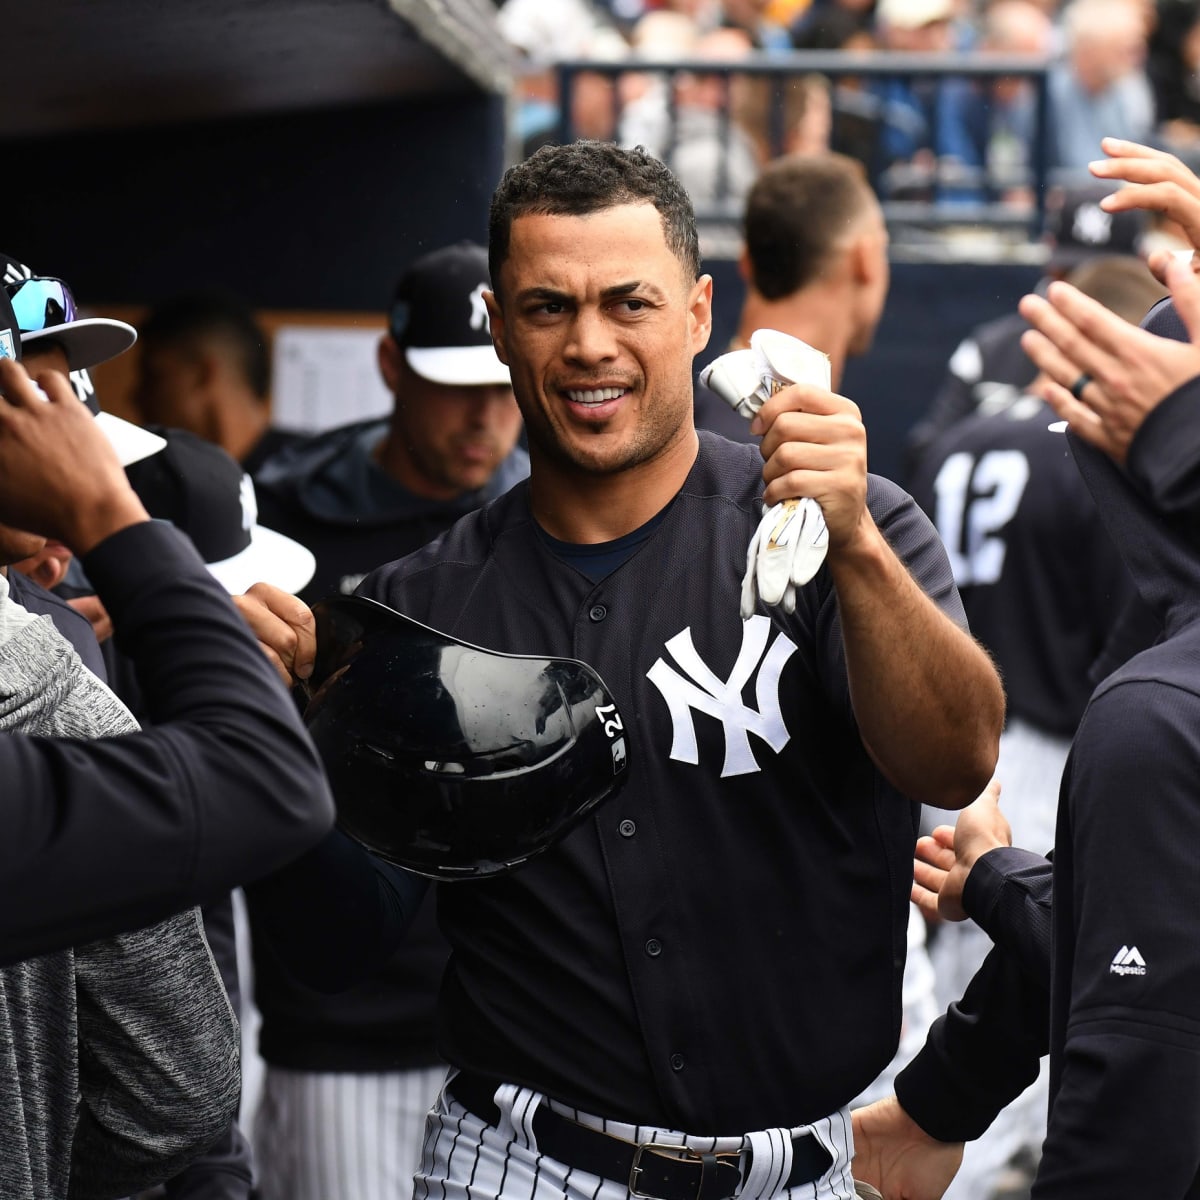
[
  {"x1": 253, "y1": 1063, "x2": 449, "y2": 1200},
  {"x1": 415, "y1": 1074, "x2": 859, "y2": 1200}
]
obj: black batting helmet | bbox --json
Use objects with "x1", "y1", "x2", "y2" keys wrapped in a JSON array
[{"x1": 303, "y1": 595, "x2": 631, "y2": 880}]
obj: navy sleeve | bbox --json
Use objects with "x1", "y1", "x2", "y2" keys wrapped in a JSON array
[
  {"x1": 962, "y1": 845, "x2": 1054, "y2": 987},
  {"x1": 893, "y1": 847, "x2": 1052, "y2": 1142},
  {"x1": 244, "y1": 827, "x2": 430, "y2": 992},
  {"x1": 0, "y1": 521, "x2": 335, "y2": 965},
  {"x1": 1033, "y1": 683, "x2": 1200, "y2": 1197},
  {"x1": 1124, "y1": 376, "x2": 1200, "y2": 522},
  {"x1": 895, "y1": 935, "x2": 1049, "y2": 1142}
]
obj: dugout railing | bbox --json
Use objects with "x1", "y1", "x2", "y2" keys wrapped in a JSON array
[{"x1": 551, "y1": 53, "x2": 1053, "y2": 247}]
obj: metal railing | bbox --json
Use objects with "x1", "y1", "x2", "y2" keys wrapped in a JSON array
[{"x1": 552, "y1": 52, "x2": 1053, "y2": 242}]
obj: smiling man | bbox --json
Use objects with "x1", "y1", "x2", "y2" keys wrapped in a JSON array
[{"x1": 239, "y1": 141, "x2": 1003, "y2": 1200}]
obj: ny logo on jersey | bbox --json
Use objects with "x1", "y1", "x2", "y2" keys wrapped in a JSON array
[{"x1": 646, "y1": 616, "x2": 797, "y2": 777}]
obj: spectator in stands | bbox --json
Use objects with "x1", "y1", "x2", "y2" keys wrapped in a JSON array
[
  {"x1": 871, "y1": 0, "x2": 984, "y2": 202},
  {"x1": 1146, "y1": 0, "x2": 1200, "y2": 149},
  {"x1": 1047, "y1": 0, "x2": 1154, "y2": 172},
  {"x1": 497, "y1": 0, "x2": 626, "y2": 152},
  {"x1": 720, "y1": 0, "x2": 794, "y2": 47},
  {"x1": 966, "y1": 0, "x2": 1054, "y2": 205},
  {"x1": 639, "y1": 26, "x2": 765, "y2": 212},
  {"x1": 133, "y1": 291, "x2": 294, "y2": 475}
]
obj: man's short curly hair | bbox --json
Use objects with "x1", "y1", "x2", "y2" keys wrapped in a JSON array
[{"x1": 488, "y1": 142, "x2": 701, "y2": 294}]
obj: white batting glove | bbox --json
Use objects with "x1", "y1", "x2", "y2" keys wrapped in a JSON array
[{"x1": 700, "y1": 329, "x2": 833, "y2": 619}]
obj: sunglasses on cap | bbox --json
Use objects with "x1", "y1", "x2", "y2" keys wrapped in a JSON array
[{"x1": 6, "y1": 276, "x2": 77, "y2": 333}]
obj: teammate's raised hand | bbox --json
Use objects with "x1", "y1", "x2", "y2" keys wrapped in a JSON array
[
  {"x1": 912, "y1": 779, "x2": 1009, "y2": 923},
  {"x1": 1089, "y1": 138, "x2": 1200, "y2": 276},
  {"x1": 1019, "y1": 254, "x2": 1200, "y2": 463},
  {"x1": 750, "y1": 383, "x2": 869, "y2": 552},
  {"x1": 0, "y1": 358, "x2": 149, "y2": 552},
  {"x1": 234, "y1": 582, "x2": 317, "y2": 687}
]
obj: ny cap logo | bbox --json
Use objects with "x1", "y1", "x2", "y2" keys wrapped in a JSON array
[
  {"x1": 1072, "y1": 203, "x2": 1112, "y2": 247},
  {"x1": 1110, "y1": 945, "x2": 1147, "y2": 976},
  {"x1": 469, "y1": 283, "x2": 489, "y2": 333},
  {"x1": 239, "y1": 474, "x2": 258, "y2": 534},
  {"x1": 2, "y1": 259, "x2": 31, "y2": 288},
  {"x1": 647, "y1": 615, "x2": 797, "y2": 777}
]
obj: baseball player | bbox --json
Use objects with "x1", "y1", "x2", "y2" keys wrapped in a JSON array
[
  {"x1": 856, "y1": 201, "x2": 1200, "y2": 1199},
  {"x1": 240, "y1": 141, "x2": 1003, "y2": 1200},
  {"x1": 693, "y1": 153, "x2": 890, "y2": 444}
]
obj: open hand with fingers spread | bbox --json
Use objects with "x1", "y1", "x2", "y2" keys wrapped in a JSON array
[
  {"x1": 1089, "y1": 138, "x2": 1200, "y2": 277},
  {"x1": 912, "y1": 779, "x2": 1010, "y2": 923},
  {"x1": 1018, "y1": 255, "x2": 1200, "y2": 463}
]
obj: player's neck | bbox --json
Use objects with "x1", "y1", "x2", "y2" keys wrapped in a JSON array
[
  {"x1": 737, "y1": 288, "x2": 850, "y2": 391},
  {"x1": 527, "y1": 427, "x2": 699, "y2": 544}
]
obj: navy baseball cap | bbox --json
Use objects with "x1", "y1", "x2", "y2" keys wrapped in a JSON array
[
  {"x1": 1046, "y1": 185, "x2": 1145, "y2": 270},
  {"x1": 125, "y1": 427, "x2": 315, "y2": 595},
  {"x1": 389, "y1": 242, "x2": 511, "y2": 388},
  {"x1": 1, "y1": 252, "x2": 164, "y2": 465},
  {"x1": 2, "y1": 253, "x2": 137, "y2": 370}
]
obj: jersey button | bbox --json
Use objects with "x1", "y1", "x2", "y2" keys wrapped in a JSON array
[
  {"x1": 670, "y1": 1053, "x2": 685, "y2": 1072},
  {"x1": 645, "y1": 938, "x2": 663, "y2": 957},
  {"x1": 618, "y1": 819, "x2": 637, "y2": 838},
  {"x1": 589, "y1": 604, "x2": 608, "y2": 622}
]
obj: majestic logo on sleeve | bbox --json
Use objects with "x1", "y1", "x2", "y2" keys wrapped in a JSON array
[
  {"x1": 1110, "y1": 945, "x2": 1147, "y2": 976},
  {"x1": 646, "y1": 616, "x2": 797, "y2": 777}
]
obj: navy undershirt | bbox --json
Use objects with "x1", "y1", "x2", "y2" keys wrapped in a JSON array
[{"x1": 533, "y1": 504, "x2": 673, "y2": 582}]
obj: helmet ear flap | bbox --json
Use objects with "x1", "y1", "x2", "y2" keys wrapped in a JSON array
[{"x1": 305, "y1": 596, "x2": 631, "y2": 880}]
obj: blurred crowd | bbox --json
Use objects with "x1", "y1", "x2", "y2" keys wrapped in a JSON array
[{"x1": 491, "y1": 0, "x2": 1200, "y2": 213}]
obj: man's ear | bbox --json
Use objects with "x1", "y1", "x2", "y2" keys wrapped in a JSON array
[
  {"x1": 688, "y1": 274, "x2": 714, "y2": 356},
  {"x1": 737, "y1": 247, "x2": 752, "y2": 286},
  {"x1": 483, "y1": 290, "x2": 509, "y2": 365},
  {"x1": 378, "y1": 334, "x2": 403, "y2": 393}
]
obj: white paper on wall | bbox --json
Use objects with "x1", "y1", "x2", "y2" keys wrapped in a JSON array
[{"x1": 271, "y1": 325, "x2": 392, "y2": 433}]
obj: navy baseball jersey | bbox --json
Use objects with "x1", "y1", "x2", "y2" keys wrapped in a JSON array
[
  {"x1": 358, "y1": 432, "x2": 966, "y2": 1133},
  {"x1": 909, "y1": 393, "x2": 1139, "y2": 736}
]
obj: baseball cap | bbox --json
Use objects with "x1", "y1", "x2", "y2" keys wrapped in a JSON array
[
  {"x1": 876, "y1": 0, "x2": 954, "y2": 30},
  {"x1": 389, "y1": 242, "x2": 511, "y2": 388},
  {"x1": 1046, "y1": 185, "x2": 1145, "y2": 270},
  {"x1": 2, "y1": 252, "x2": 165, "y2": 466},
  {"x1": 2, "y1": 254, "x2": 137, "y2": 370},
  {"x1": 124, "y1": 427, "x2": 316, "y2": 595}
]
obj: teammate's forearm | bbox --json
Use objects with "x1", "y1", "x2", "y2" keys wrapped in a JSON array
[{"x1": 830, "y1": 524, "x2": 1003, "y2": 809}]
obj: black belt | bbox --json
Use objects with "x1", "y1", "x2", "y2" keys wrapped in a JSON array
[{"x1": 447, "y1": 1073, "x2": 833, "y2": 1200}]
